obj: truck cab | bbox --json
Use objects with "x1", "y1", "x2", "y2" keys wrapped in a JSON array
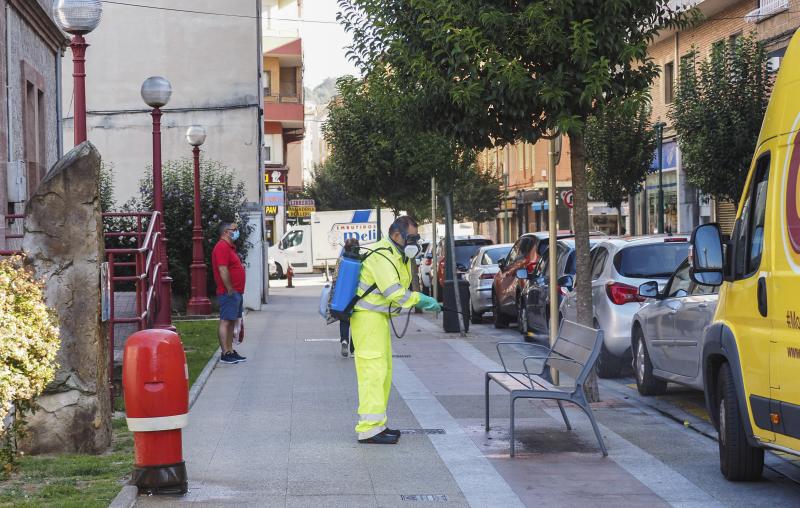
[
  {"x1": 689, "y1": 29, "x2": 800, "y2": 481},
  {"x1": 269, "y1": 225, "x2": 313, "y2": 276}
]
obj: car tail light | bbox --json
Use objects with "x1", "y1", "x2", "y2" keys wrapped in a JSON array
[
  {"x1": 480, "y1": 272, "x2": 495, "y2": 280},
  {"x1": 606, "y1": 282, "x2": 645, "y2": 305},
  {"x1": 664, "y1": 237, "x2": 687, "y2": 243}
]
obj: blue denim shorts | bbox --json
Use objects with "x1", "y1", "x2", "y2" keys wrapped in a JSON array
[{"x1": 219, "y1": 292, "x2": 243, "y2": 321}]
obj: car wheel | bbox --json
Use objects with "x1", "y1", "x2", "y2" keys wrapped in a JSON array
[
  {"x1": 717, "y1": 363, "x2": 764, "y2": 481},
  {"x1": 517, "y1": 296, "x2": 528, "y2": 336},
  {"x1": 595, "y1": 320, "x2": 623, "y2": 378},
  {"x1": 633, "y1": 328, "x2": 667, "y2": 396},
  {"x1": 493, "y1": 292, "x2": 510, "y2": 329},
  {"x1": 470, "y1": 302, "x2": 483, "y2": 324},
  {"x1": 275, "y1": 263, "x2": 284, "y2": 280}
]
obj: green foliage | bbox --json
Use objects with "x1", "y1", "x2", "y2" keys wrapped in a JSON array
[
  {"x1": 670, "y1": 35, "x2": 772, "y2": 202},
  {"x1": 105, "y1": 159, "x2": 253, "y2": 302},
  {"x1": 0, "y1": 257, "x2": 60, "y2": 469},
  {"x1": 303, "y1": 159, "x2": 373, "y2": 211},
  {"x1": 585, "y1": 95, "x2": 656, "y2": 212},
  {"x1": 338, "y1": 0, "x2": 699, "y2": 147},
  {"x1": 323, "y1": 71, "x2": 501, "y2": 222}
]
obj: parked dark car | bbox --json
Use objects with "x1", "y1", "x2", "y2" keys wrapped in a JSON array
[
  {"x1": 435, "y1": 236, "x2": 493, "y2": 300},
  {"x1": 492, "y1": 231, "x2": 573, "y2": 328},
  {"x1": 519, "y1": 239, "x2": 602, "y2": 337}
]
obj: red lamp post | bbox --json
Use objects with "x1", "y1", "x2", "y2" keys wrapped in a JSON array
[
  {"x1": 185, "y1": 126, "x2": 211, "y2": 316},
  {"x1": 53, "y1": 0, "x2": 103, "y2": 146},
  {"x1": 141, "y1": 76, "x2": 174, "y2": 329}
]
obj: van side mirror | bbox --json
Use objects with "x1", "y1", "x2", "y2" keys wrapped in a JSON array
[
  {"x1": 515, "y1": 268, "x2": 529, "y2": 280},
  {"x1": 690, "y1": 224, "x2": 724, "y2": 287},
  {"x1": 557, "y1": 274, "x2": 574, "y2": 291},
  {"x1": 638, "y1": 281, "x2": 660, "y2": 299}
]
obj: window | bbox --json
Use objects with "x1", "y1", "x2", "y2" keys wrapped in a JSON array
[
  {"x1": 664, "y1": 62, "x2": 675, "y2": 103},
  {"x1": 483, "y1": 246, "x2": 510, "y2": 265},
  {"x1": 734, "y1": 153, "x2": 770, "y2": 277},
  {"x1": 505, "y1": 242, "x2": 519, "y2": 266},
  {"x1": 263, "y1": 70, "x2": 272, "y2": 97},
  {"x1": 666, "y1": 262, "x2": 691, "y2": 298},
  {"x1": 518, "y1": 236, "x2": 534, "y2": 260},
  {"x1": 535, "y1": 250, "x2": 549, "y2": 278},
  {"x1": 280, "y1": 67, "x2": 298, "y2": 97},
  {"x1": 614, "y1": 243, "x2": 689, "y2": 279},
  {"x1": 22, "y1": 63, "x2": 46, "y2": 200},
  {"x1": 590, "y1": 247, "x2": 608, "y2": 280}
]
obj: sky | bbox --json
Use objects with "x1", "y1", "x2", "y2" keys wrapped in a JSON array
[{"x1": 298, "y1": 0, "x2": 361, "y2": 89}]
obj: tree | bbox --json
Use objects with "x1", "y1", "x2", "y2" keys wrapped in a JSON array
[
  {"x1": 671, "y1": 35, "x2": 772, "y2": 203},
  {"x1": 303, "y1": 159, "x2": 373, "y2": 211},
  {"x1": 585, "y1": 96, "x2": 656, "y2": 231},
  {"x1": 339, "y1": 0, "x2": 698, "y2": 399}
]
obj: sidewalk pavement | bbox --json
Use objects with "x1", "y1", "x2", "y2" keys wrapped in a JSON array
[{"x1": 136, "y1": 275, "x2": 800, "y2": 507}]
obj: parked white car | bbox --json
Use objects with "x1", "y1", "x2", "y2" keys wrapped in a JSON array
[
  {"x1": 418, "y1": 242, "x2": 435, "y2": 294},
  {"x1": 560, "y1": 236, "x2": 690, "y2": 378},
  {"x1": 466, "y1": 243, "x2": 512, "y2": 323}
]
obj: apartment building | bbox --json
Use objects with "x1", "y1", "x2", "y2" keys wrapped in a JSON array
[
  {"x1": 0, "y1": 0, "x2": 66, "y2": 251},
  {"x1": 262, "y1": 0, "x2": 304, "y2": 246},
  {"x1": 643, "y1": 0, "x2": 800, "y2": 235}
]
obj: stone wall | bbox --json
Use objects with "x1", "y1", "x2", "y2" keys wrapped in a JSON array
[{"x1": 20, "y1": 142, "x2": 111, "y2": 454}]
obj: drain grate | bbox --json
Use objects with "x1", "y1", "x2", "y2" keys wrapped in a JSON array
[
  {"x1": 392, "y1": 354, "x2": 411, "y2": 358},
  {"x1": 398, "y1": 428, "x2": 446, "y2": 435},
  {"x1": 401, "y1": 494, "x2": 448, "y2": 502},
  {"x1": 304, "y1": 338, "x2": 340, "y2": 342}
]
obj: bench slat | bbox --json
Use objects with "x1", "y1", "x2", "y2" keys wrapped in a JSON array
[
  {"x1": 488, "y1": 372, "x2": 532, "y2": 391},
  {"x1": 545, "y1": 357, "x2": 583, "y2": 379},
  {"x1": 551, "y1": 335, "x2": 593, "y2": 366},
  {"x1": 558, "y1": 320, "x2": 597, "y2": 350}
]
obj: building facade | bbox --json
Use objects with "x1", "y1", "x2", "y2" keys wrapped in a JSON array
[
  {"x1": 60, "y1": 0, "x2": 267, "y2": 307},
  {"x1": 643, "y1": 0, "x2": 800, "y2": 236},
  {"x1": 0, "y1": 0, "x2": 66, "y2": 251},
  {"x1": 262, "y1": 0, "x2": 304, "y2": 246}
]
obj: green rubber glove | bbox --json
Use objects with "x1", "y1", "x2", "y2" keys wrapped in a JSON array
[{"x1": 415, "y1": 293, "x2": 442, "y2": 312}]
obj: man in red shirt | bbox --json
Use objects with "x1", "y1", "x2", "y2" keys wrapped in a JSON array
[{"x1": 211, "y1": 222, "x2": 247, "y2": 364}]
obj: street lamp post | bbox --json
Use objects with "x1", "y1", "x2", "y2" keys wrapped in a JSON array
[
  {"x1": 141, "y1": 76, "x2": 174, "y2": 329},
  {"x1": 654, "y1": 122, "x2": 667, "y2": 234},
  {"x1": 53, "y1": 0, "x2": 103, "y2": 146},
  {"x1": 186, "y1": 126, "x2": 212, "y2": 316}
]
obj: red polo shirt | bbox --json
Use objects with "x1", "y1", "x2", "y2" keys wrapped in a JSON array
[{"x1": 211, "y1": 239, "x2": 246, "y2": 295}]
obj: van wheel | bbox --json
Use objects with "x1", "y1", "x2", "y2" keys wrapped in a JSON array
[
  {"x1": 717, "y1": 363, "x2": 764, "y2": 481},
  {"x1": 493, "y1": 293, "x2": 510, "y2": 329},
  {"x1": 634, "y1": 329, "x2": 667, "y2": 396},
  {"x1": 470, "y1": 302, "x2": 483, "y2": 325},
  {"x1": 275, "y1": 263, "x2": 284, "y2": 280}
]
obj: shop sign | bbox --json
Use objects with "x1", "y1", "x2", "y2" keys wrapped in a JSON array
[
  {"x1": 265, "y1": 169, "x2": 286, "y2": 185},
  {"x1": 289, "y1": 199, "x2": 314, "y2": 207},
  {"x1": 264, "y1": 205, "x2": 279, "y2": 216},
  {"x1": 287, "y1": 205, "x2": 316, "y2": 218},
  {"x1": 263, "y1": 190, "x2": 284, "y2": 206}
]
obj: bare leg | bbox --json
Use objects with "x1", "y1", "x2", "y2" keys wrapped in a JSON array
[{"x1": 218, "y1": 319, "x2": 234, "y2": 353}]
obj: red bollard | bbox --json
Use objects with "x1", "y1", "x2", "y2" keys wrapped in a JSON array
[
  {"x1": 286, "y1": 265, "x2": 295, "y2": 288},
  {"x1": 123, "y1": 329, "x2": 189, "y2": 494}
]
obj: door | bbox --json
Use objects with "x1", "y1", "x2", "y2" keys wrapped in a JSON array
[
  {"x1": 282, "y1": 228, "x2": 312, "y2": 273},
  {"x1": 648, "y1": 263, "x2": 691, "y2": 370},
  {"x1": 528, "y1": 252, "x2": 550, "y2": 332},
  {"x1": 498, "y1": 240, "x2": 521, "y2": 313},
  {"x1": 727, "y1": 150, "x2": 773, "y2": 442},
  {"x1": 771, "y1": 133, "x2": 800, "y2": 448},
  {"x1": 672, "y1": 280, "x2": 718, "y2": 380}
]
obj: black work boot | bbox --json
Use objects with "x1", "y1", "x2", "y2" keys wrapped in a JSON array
[{"x1": 359, "y1": 429, "x2": 399, "y2": 444}]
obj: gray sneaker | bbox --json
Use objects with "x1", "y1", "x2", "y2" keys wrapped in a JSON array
[{"x1": 341, "y1": 340, "x2": 349, "y2": 358}]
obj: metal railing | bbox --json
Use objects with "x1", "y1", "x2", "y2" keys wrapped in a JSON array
[
  {"x1": 0, "y1": 213, "x2": 24, "y2": 256},
  {"x1": 103, "y1": 211, "x2": 162, "y2": 395}
]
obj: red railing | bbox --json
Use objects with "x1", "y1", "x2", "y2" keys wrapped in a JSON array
[
  {"x1": 0, "y1": 213, "x2": 24, "y2": 256},
  {"x1": 103, "y1": 211, "x2": 163, "y2": 396}
]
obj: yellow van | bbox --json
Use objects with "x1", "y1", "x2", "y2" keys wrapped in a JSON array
[{"x1": 690, "y1": 28, "x2": 800, "y2": 481}]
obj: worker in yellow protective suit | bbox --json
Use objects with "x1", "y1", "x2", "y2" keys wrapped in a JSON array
[{"x1": 351, "y1": 216, "x2": 442, "y2": 444}]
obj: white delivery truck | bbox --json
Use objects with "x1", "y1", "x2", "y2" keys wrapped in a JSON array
[{"x1": 268, "y1": 209, "x2": 396, "y2": 276}]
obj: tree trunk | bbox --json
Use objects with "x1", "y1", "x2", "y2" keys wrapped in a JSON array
[{"x1": 569, "y1": 131, "x2": 600, "y2": 402}]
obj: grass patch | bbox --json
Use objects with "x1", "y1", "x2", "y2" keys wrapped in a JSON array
[
  {"x1": 0, "y1": 320, "x2": 219, "y2": 507},
  {"x1": 175, "y1": 319, "x2": 220, "y2": 385}
]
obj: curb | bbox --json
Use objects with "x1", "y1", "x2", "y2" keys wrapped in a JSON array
[
  {"x1": 108, "y1": 349, "x2": 221, "y2": 507},
  {"x1": 108, "y1": 485, "x2": 138, "y2": 508}
]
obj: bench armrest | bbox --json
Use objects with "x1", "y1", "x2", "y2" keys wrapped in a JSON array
[{"x1": 496, "y1": 342, "x2": 552, "y2": 373}]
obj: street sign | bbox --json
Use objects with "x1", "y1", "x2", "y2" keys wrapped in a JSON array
[
  {"x1": 264, "y1": 205, "x2": 279, "y2": 216},
  {"x1": 561, "y1": 189, "x2": 574, "y2": 209},
  {"x1": 263, "y1": 190, "x2": 284, "y2": 206}
]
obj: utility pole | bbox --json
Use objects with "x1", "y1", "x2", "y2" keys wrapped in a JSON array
[
  {"x1": 431, "y1": 178, "x2": 438, "y2": 303},
  {"x1": 548, "y1": 133, "x2": 561, "y2": 386},
  {"x1": 503, "y1": 170, "x2": 510, "y2": 242}
]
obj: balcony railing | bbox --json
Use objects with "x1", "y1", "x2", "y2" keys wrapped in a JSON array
[
  {"x1": 746, "y1": 0, "x2": 789, "y2": 22},
  {"x1": 264, "y1": 94, "x2": 302, "y2": 104}
]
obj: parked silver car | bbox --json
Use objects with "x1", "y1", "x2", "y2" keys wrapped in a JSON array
[
  {"x1": 467, "y1": 243, "x2": 512, "y2": 324},
  {"x1": 631, "y1": 258, "x2": 719, "y2": 395},
  {"x1": 560, "y1": 236, "x2": 690, "y2": 378}
]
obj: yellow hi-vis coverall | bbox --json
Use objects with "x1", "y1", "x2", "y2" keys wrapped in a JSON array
[{"x1": 351, "y1": 237, "x2": 421, "y2": 439}]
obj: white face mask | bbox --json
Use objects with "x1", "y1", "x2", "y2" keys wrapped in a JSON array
[{"x1": 404, "y1": 244, "x2": 421, "y2": 259}]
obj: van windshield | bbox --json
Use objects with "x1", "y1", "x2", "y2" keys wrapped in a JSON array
[{"x1": 614, "y1": 243, "x2": 689, "y2": 279}]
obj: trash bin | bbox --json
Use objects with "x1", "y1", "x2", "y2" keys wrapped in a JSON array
[{"x1": 443, "y1": 279, "x2": 470, "y2": 333}]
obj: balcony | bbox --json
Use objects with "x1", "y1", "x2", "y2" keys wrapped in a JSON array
[
  {"x1": 746, "y1": 0, "x2": 789, "y2": 22},
  {"x1": 264, "y1": 95, "x2": 304, "y2": 125}
]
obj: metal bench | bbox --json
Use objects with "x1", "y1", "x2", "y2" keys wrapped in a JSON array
[{"x1": 485, "y1": 320, "x2": 608, "y2": 457}]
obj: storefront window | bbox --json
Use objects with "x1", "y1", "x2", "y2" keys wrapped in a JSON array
[{"x1": 646, "y1": 170, "x2": 678, "y2": 234}]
